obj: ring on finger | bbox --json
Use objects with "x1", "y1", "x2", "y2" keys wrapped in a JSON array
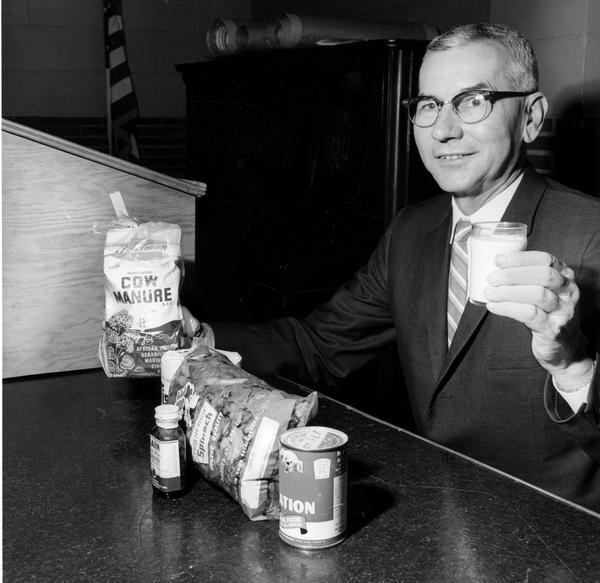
[{"x1": 550, "y1": 256, "x2": 567, "y2": 272}]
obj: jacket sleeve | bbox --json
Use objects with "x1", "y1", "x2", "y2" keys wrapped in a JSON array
[
  {"x1": 544, "y1": 362, "x2": 600, "y2": 462},
  {"x1": 209, "y1": 214, "x2": 403, "y2": 386},
  {"x1": 544, "y1": 227, "x2": 600, "y2": 462}
]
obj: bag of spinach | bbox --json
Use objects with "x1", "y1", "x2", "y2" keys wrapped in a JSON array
[{"x1": 164, "y1": 341, "x2": 318, "y2": 520}]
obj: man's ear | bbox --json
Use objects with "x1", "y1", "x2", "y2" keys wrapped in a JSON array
[{"x1": 523, "y1": 92, "x2": 548, "y2": 144}]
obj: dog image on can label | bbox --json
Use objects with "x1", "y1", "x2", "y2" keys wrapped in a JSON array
[{"x1": 279, "y1": 426, "x2": 348, "y2": 549}]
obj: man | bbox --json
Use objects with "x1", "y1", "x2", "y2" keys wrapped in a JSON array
[{"x1": 185, "y1": 24, "x2": 600, "y2": 511}]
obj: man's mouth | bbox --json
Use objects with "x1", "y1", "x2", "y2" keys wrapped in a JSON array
[{"x1": 436, "y1": 153, "x2": 473, "y2": 160}]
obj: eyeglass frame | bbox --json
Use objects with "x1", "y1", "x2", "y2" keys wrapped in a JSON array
[{"x1": 401, "y1": 89, "x2": 537, "y2": 127}]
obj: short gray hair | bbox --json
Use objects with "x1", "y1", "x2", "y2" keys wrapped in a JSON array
[{"x1": 426, "y1": 23, "x2": 538, "y2": 92}]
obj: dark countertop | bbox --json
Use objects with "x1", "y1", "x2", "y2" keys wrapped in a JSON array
[{"x1": 3, "y1": 369, "x2": 600, "y2": 583}]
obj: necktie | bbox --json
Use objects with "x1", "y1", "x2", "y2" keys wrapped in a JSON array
[{"x1": 447, "y1": 220, "x2": 472, "y2": 346}]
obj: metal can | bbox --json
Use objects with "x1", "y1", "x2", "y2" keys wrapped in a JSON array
[{"x1": 278, "y1": 426, "x2": 348, "y2": 549}]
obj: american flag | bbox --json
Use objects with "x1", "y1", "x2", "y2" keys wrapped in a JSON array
[{"x1": 103, "y1": 0, "x2": 140, "y2": 162}]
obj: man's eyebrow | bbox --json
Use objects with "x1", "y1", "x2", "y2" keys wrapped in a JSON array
[
  {"x1": 417, "y1": 82, "x2": 493, "y2": 98},
  {"x1": 459, "y1": 82, "x2": 493, "y2": 92}
]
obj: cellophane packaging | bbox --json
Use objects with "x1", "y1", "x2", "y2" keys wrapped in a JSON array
[
  {"x1": 99, "y1": 219, "x2": 186, "y2": 377},
  {"x1": 164, "y1": 340, "x2": 318, "y2": 520}
]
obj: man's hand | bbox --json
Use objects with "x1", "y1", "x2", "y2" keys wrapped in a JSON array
[
  {"x1": 181, "y1": 306, "x2": 202, "y2": 338},
  {"x1": 484, "y1": 250, "x2": 593, "y2": 387},
  {"x1": 181, "y1": 306, "x2": 216, "y2": 348}
]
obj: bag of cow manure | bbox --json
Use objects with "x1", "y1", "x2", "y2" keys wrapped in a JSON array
[
  {"x1": 164, "y1": 340, "x2": 318, "y2": 520},
  {"x1": 99, "y1": 218, "x2": 186, "y2": 377}
]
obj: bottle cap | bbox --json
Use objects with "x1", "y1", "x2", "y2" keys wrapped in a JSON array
[{"x1": 154, "y1": 404, "x2": 180, "y2": 422}]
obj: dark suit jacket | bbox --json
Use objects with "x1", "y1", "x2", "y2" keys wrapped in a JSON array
[{"x1": 212, "y1": 166, "x2": 600, "y2": 511}]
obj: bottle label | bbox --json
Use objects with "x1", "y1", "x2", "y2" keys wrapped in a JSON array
[{"x1": 150, "y1": 435, "x2": 181, "y2": 491}]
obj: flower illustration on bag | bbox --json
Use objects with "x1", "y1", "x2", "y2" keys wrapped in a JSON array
[{"x1": 106, "y1": 310, "x2": 138, "y2": 375}]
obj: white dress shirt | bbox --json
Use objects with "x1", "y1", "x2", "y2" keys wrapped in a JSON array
[{"x1": 450, "y1": 174, "x2": 523, "y2": 243}]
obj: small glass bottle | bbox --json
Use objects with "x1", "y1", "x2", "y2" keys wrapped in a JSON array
[{"x1": 150, "y1": 404, "x2": 188, "y2": 498}]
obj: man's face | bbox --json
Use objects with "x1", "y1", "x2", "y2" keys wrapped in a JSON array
[{"x1": 414, "y1": 41, "x2": 528, "y2": 204}]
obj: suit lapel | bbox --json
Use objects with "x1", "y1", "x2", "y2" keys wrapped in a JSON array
[
  {"x1": 433, "y1": 166, "x2": 547, "y2": 391},
  {"x1": 434, "y1": 286, "x2": 488, "y2": 388},
  {"x1": 499, "y1": 166, "x2": 546, "y2": 235},
  {"x1": 421, "y1": 209, "x2": 453, "y2": 380}
]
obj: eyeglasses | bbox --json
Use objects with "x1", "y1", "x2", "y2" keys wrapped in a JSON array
[{"x1": 402, "y1": 89, "x2": 536, "y2": 127}]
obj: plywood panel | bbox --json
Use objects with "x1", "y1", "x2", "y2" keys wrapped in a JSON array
[{"x1": 2, "y1": 121, "x2": 204, "y2": 378}]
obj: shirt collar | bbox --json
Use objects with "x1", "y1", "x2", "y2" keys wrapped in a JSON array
[{"x1": 449, "y1": 172, "x2": 524, "y2": 243}]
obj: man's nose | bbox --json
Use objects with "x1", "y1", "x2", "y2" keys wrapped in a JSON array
[{"x1": 431, "y1": 103, "x2": 463, "y2": 141}]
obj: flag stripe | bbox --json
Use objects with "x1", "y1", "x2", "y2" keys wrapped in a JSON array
[
  {"x1": 108, "y1": 14, "x2": 123, "y2": 36},
  {"x1": 109, "y1": 62, "x2": 133, "y2": 86},
  {"x1": 112, "y1": 100, "x2": 138, "y2": 123},
  {"x1": 111, "y1": 78, "x2": 134, "y2": 103},
  {"x1": 107, "y1": 31, "x2": 125, "y2": 51},
  {"x1": 112, "y1": 109, "x2": 138, "y2": 131},
  {"x1": 109, "y1": 47, "x2": 126, "y2": 69}
]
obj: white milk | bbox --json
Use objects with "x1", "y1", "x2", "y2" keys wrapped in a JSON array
[{"x1": 468, "y1": 235, "x2": 526, "y2": 304}]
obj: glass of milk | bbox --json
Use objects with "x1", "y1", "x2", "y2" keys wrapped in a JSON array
[{"x1": 468, "y1": 222, "x2": 527, "y2": 305}]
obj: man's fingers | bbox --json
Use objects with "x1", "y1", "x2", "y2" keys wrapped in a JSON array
[
  {"x1": 550, "y1": 255, "x2": 568, "y2": 273},
  {"x1": 494, "y1": 250, "x2": 553, "y2": 268},
  {"x1": 485, "y1": 284, "x2": 560, "y2": 312},
  {"x1": 486, "y1": 300, "x2": 544, "y2": 330},
  {"x1": 488, "y1": 263, "x2": 573, "y2": 292}
]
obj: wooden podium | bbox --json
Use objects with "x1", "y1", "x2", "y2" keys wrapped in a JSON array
[{"x1": 2, "y1": 119, "x2": 206, "y2": 378}]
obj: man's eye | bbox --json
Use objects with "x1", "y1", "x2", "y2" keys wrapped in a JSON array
[
  {"x1": 460, "y1": 93, "x2": 486, "y2": 108},
  {"x1": 417, "y1": 100, "x2": 437, "y2": 112}
]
